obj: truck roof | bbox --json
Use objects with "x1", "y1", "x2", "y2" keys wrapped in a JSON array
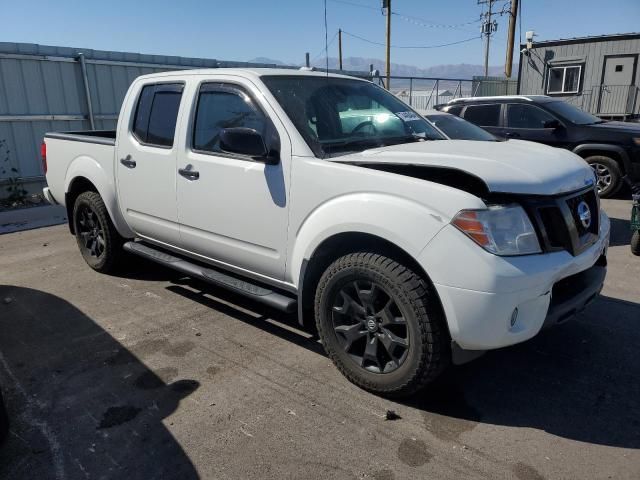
[{"x1": 135, "y1": 67, "x2": 369, "y2": 82}]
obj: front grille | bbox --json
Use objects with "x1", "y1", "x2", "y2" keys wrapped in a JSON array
[
  {"x1": 520, "y1": 186, "x2": 600, "y2": 257},
  {"x1": 566, "y1": 189, "x2": 599, "y2": 237}
]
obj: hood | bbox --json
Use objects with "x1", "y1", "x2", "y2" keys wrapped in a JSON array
[
  {"x1": 585, "y1": 120, "x2": 640, "y2": 133},
  {"x1": 331, "y1": 139, "x2": 594, "y2": 196}
]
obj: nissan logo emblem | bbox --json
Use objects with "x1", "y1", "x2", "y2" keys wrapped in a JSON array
[{"x1": 577, "y1": 201, "x2": 591, "y2": 229}]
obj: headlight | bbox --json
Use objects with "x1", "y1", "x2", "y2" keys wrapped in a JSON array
[{"x1": 452, "y1": 204, "x2": 541, "y2": 256}]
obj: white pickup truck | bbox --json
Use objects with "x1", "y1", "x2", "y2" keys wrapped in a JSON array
[{"x1": 42, "y1": 69, "x2": 609, "y2": 396}]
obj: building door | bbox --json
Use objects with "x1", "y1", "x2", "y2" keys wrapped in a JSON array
[{"x1": 598, "y1": 55, "x2": 637, "y2": 115}]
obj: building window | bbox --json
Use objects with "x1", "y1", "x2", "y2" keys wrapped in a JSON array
[{"x1": 547, "y1": 65, "x2": 581, "y2": 94}]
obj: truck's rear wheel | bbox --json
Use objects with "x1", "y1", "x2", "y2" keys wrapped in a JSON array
[
  {"x1": 72, "y1": 191, "x2": 124, "y2": 273},
  {"x1": 315, "y1": 252, "x2": 449, "y2": 397},
  {"x1": 586, "y1": 156, "x2": 622, "y2": 198}
]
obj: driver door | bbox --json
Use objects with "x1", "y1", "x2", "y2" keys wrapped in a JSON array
[{"x1": 176, "y1": 80, "x2": 290, "y2": 280}]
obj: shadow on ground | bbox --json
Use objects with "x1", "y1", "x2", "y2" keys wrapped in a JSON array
[
  {"x1": 0, "y1": 285, "x2": 200, "y2": 480},
  {"x1": 168, "y1": 275, "x2": 640, "y2": 451}
]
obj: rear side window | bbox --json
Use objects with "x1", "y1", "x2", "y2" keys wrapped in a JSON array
[
  {"x1": 445, "y1": 105, "x2": 463, "y2": 116},
  {"x1": 193, "y1": 85, "x2": 266, "y2": 154},
  {"x1": 132, "y1": 84, "x2": 183, "y2": 147},
  {"x1": 463, "y1": 104, "x2": 501, "y2": 127}
]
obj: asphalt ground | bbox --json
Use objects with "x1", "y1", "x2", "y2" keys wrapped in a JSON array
[{"x1": 0, "y1": 198, "x2": 638, "y2": 480}]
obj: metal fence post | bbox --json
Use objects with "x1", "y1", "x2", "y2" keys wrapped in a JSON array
[
  {"x1": 409, "y1": 78, "x2": 413, "y2": 106},
  {"x1": 77, "y1": 53, "x2": 96, "y2": 130}
]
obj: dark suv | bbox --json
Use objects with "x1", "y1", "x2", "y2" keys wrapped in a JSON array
[{"x1": 440, "y1": 95, "x2": 640, "y2": 197}]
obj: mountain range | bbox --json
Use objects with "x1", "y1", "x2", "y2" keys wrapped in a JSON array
[{"x1": 247, "y1": 56, "x2": 515, "y2": 79}]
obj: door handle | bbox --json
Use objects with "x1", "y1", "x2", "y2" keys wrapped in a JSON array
[
  {"x1": 178, "y1": 166, "x2": 200, "y2": 180},
  {"x1": 120, "y1": 155, "x2": 137, "y2": 168},
  {"x1": 505, "y1": 132, "x2": 520, "y2": 138}
]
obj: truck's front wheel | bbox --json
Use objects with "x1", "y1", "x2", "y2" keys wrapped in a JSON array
[
  {"x1": 72, "y1": 191, "x2": 124, "y2": 273},
  {"x1": 315, "y1": 252, "x2": 449, "y2": 397}
]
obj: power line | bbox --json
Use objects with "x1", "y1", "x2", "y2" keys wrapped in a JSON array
[
  {"x1": 342, "y1": 30, "x2": 481, "y2": 49},
  {"x1": 328, "y1": 0, "x2": 480, "y2": 30},
  {"x1": 328, "y1": 0, "x2": 380, "y2": 11},
  {"x1": 312, "y1": 30, "x2": 339, "y2": 61},
  {"x1": 391, "y1": 12, "x2": 481, "y2": 31}
]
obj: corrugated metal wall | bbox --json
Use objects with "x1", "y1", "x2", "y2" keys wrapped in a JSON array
[
  {"x1": 518, "y1": 36, "x2": 640, "y2": 115},
  {"x1": 0, "y1": 42, "x2": 295, "y2": 196}
]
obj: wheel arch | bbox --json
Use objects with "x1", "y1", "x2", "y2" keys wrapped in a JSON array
[
  {"x1": 572, "y1": 144, "x2": 631, "y2": 174},
  {"x1": 64, "y1": 155, "x2": 133, "y2": 238},
  {"x1": 296, "y1": 231, "x2": 447, "y2": 335}
]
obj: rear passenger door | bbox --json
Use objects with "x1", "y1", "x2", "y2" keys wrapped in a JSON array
[
  {"x1": 503, "y1": 103, "x2": 567, "y2": 147},
  {"x1": 116, "y1": 82, "x2": 184, "y2": 246},
  {"x1": 460, "y1": 104, "x2": 504, "y2": 137}
]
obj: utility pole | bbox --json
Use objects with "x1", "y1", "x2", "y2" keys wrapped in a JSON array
[
  {"x1": 305, "y1": 52, "x2": 310, "y2": 68},
  {"x1": 338, "y1": 28, "x2": 343, "y2": 70},
  {"x1": 478, "y1": 0, "x2": 498, "y2": 77},
  {"x1": 383, "y1": 0, "x2": 391, "y2": 89},
  {"x1": 504, "y1": 0, "x2": 519, "y2": 77}
]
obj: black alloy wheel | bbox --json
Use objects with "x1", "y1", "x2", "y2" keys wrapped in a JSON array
[
  {"x1": 331, "y1": 280, "x2": 409, "y2": 374},
  {"x1": 315, "y1": 252, "x2": 449, "y2": 397},
  {"x1": 72, "y1": 191, "x2": 125, "y2": 273},
  {"x1": 76, "y1": 204, "x2": 106, "y2": 259}
]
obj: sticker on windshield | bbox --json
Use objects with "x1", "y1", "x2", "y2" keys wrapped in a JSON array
[{"x1": 395, "y1": 111, "x2": 422, "y2": 122}]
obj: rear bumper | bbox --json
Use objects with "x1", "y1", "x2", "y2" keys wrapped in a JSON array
[{"x1": 42, "y1": 187, "x2": 59, "y2": 205}]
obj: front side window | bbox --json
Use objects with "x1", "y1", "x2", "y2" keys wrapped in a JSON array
[
  {"x1": 193, "y1": 85, "x2": 266, "y2": 154},
  {"x1": 547, "y1": 66, "x2": 581, "y2": 94},
  {"x1": 462, "y1": 104, "x2": 501, "y2": 127},
  {"x1": 132, "y1": 84, "x2": 183, "y2": 147},
  {"x1": 506, "y1": 104, "x2": 556, "y2": 129},
  {"x1": 261, "y1": 76, "x2": 443, "y2": 158}
]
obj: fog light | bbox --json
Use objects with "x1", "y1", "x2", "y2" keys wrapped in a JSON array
[{"x1": 510, "y1": 308, "x2": 519, "y2": 327}]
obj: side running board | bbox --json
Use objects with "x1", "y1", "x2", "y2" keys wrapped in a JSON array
[{"x1": 123, "y1": 241, "x2": 297, "y2": 313}]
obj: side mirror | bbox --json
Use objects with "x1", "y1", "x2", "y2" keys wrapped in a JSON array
[
  {"x1": 220, "y1": 127, "x2": 279, "y2": 164},
  {"x1": 543, "y1": 119, "x2": 562, "y2": 129}
]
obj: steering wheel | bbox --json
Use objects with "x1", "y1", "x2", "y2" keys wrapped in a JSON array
[{"x1": 351, "y1": 120, "x2": 378, "y2": 136}]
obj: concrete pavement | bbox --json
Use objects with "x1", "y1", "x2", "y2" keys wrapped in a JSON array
[{"x1": 0, "y1": 198, "x2": 638, "y2": 479}]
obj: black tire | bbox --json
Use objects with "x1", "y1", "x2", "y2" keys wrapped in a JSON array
[
  {"x1": 585, "y1": 155, "x2": 622, "y2": 198},
  {"x1": 0, "y1": 388, "x2": 8, "y2": 445},
  {"x1": 631, "y1": 231, "x2": 640, "y2": 256},
  {"x1": 315, "y1": 252, "x2": 449, "y2": 397},
  {"x1": 72, "y1": 191, "x2": 124, "y2": 273}
]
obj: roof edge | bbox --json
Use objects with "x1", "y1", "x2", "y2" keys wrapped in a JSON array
[{"x1": 521, "y1": 32, "x2": 640, "y2": 49}]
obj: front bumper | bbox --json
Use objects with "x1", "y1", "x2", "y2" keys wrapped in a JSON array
[
  {"x1": 419, "y1": 211, "x2": 610, "y2": 351},
  {"x1": 542, "y1": 260, "x2": 606, "y2": 329}
]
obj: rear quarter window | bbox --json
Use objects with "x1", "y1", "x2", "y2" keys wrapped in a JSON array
[
  {"x1": 463, "y1": 104, "x2": 501, "y2": 127},
  {"x1": 445, "y1": 105, "x2": 462, "y2": 116},
  {"x1": 132, "y1": 84, "x2": 183, "y2": 147}
]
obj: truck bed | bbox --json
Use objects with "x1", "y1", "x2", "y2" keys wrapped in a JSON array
[
  {"x1": 43, "y1": 130, "x2": 117, "y2": 209},
  {"x1": 45, "y1": 130, "x2": 116, "y2": 146}
]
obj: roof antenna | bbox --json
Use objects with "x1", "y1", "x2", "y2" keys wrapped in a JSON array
[{"x1": 324, "y1": 0, "x2": 329, "y2": 76}]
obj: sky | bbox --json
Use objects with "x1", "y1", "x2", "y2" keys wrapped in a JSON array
[{"x1": 2, "y1": 0, "x2": 639, "y2": 69}]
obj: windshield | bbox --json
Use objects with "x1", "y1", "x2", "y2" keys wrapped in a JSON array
[
  {"x1": 425, "y1": 113, "x2": 497, "y2": 141},
  {"x1": 261, "y1": 75, "x2": 445, "y2": 157},
  {"x1": 545, "y1": 101, "x2": 603, "y2": 125}
]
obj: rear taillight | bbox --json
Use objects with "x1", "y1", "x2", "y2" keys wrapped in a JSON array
[{"x1": 41, "y1": 141, "x2": 47, "y2": 174}]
